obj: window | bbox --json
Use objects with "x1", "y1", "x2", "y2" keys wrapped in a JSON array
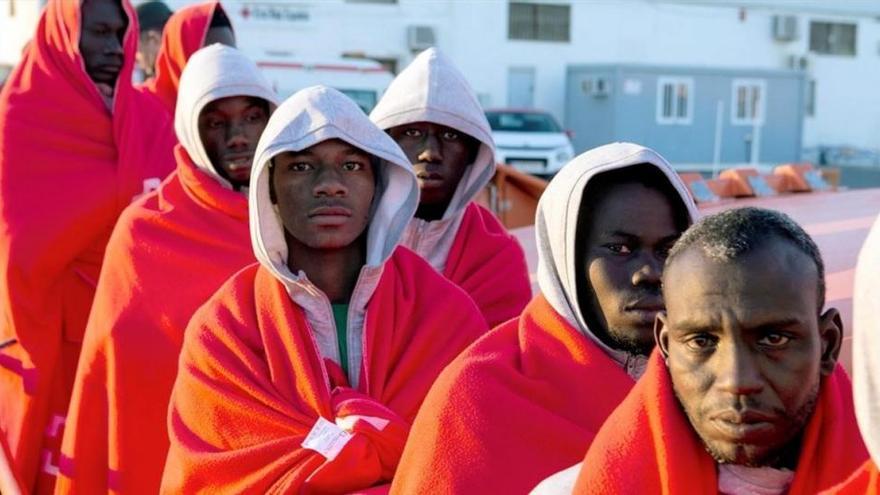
[
  {"x1": 656, "y1": 77, "x2": 693, "y2": 125},
  {"x1": 731, "y1": 79, "x2": 766, "y2": 126},
  {"x1": 809, "y1": 21, "x2": 857, "y2": 56},
  {"x1": 508, "y1": 2, "x2": 571, "y2": 42},
  {"x1": 806, "y1": 79, "x2": 816, "y2": 117},
  {"x1": 486, "y1": 111, "x2": 563, "y2": 133}
]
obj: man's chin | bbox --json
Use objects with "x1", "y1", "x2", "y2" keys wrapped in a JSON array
[{"x1": 605, "y1": 323, "x2": 655, "y2": 355}]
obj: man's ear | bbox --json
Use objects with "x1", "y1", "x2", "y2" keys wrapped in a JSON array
[
  {"x1": 818, "y1": 307, "x2": 843, "y2": 376},
  {"x1": 655, "y1": 311, "x2": 670, "y2": 360}
]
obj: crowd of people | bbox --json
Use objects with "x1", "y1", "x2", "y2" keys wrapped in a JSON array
[{"x1": 0, "y1": 0, "x2": 877, "y2": 494}]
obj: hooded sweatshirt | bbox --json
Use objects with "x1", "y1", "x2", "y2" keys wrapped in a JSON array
[
  {"x1": 824, "y1": 214, "x2": 880, "y2": 495},
  {"x1": 55, "y1": 45, "x2": 278, "y2": 495},
  {"x1": 389, "y1": 142, "x2": 700, "y2": 495},
  {"x1": 160, "y1": 86, "x2": 487, "y2": 493},
  {"x1": 370, "y1": 48, "x2": 531, "y2": 328},
  {"x1": 0, "y1": 1, "x2": 175, "y2": 492},
  {"x1": 139, "y1": 1, "x2": 229, "y2": 114}
]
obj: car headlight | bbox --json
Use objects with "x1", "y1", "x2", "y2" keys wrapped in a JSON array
[{"x1": 555, "y1": 149, "x2": 571, "y2": 163}]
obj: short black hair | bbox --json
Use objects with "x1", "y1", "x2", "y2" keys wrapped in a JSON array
[
  {"x1": 136, "y1": 1, "x2": 173, "y2": 33},
  {"x1": 666, "y1": 207, "x2": 825, "y2": 310}
]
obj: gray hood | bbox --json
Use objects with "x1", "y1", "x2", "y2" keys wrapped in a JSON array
[
  {"x1": 370, "y1": 48, "x2": 496, "y2": 269},
  {"x1": 370, "y1": 48, "x2": 495, "y2": 219},
  {"x1": 250, "y1": 85, "x2": 419, "y2": 282},
  {"x1": 535, "y1": 142, "x2": 700, "y2": 376},
  {"x1": 175, "y1": 44, "x2": 279, "y2": 188},
  {"x1": 854, "y1": 213, "x2": 880, "y2": 463}
]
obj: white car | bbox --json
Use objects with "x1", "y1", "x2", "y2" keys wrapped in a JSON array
[{"x1": 486, "y1": 109, "x2": 575, "y2": 177}]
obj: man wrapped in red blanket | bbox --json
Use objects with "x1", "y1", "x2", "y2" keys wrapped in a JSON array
[
  {"x1": 0, "y1": 1, "x2": 175, "y2": 492},
  {"x1": 160, "y1": 86, "x2": 487, "y2": 493},
  {"x1": 370, "y1": 48, "x2": 531, "y2": 328},
  {"x1": 574, "y1": 208, "x2": 868, "y2": 494},
  {"x1": 390, "y1": 143, "x2": 699, "y2": 494},
  {"x1": 56, "y1": 45, "x2": 278, "y2": 495},
  {"x1": 138, "y1": 0, "x2": 235, "y2": 114}
]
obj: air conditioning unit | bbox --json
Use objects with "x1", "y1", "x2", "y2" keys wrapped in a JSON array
[
  {"x1": 773, "y1": 15, "x2": 798, "y2": 42},
  {"x1": 786, "y1": 54, "x2": 809, "y2": 70},
  {"x1": 581, "y1": 76, "x2": 611, "y2": 98},
  {"x1": 407, "y1": 26, "x2": 436, "y2": 51}
]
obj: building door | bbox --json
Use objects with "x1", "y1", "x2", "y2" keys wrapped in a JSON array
[{"x1": 508, "y1": 67, "x2": 535, "y2": 108}]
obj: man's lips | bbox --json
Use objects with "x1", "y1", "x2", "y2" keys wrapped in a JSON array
[
  {"x1": 93, "y1": 64, "x2": 121, "y2": 81},
  {"x1": 308, "y1": 205, "x2": 353, "y2": 226},
  {"x1": 624, "y1": 297, "x2": 664, "y2": 318},
  {"x1": 709, "y1": 410, "x2": 776, "y2": 441},
  {"x1": 223, "y1": 154, "x2": 254, "y2": 171},
  {"x1": 416, "y1": 174, "x2": 445, "y2": 189}
]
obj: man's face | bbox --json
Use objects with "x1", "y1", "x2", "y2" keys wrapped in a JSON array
[
  {"x1": 136, "y1": 29, "x2": 161, "y2": 78},
  {"x1": 272, "y1": 139, "x2": 375, "y2": 250},
  {"x1": 198, "y1": 96, "x2": 270, "y2": 188},
  {"x1": 80, "y1": 0, "x2": 127, "y2": 96},
  {"x1": 657, "y1": 242, "x2": 842, "y2": 467},
  {"x1": 204, "y1": 26, "x2": 235, "y2": 48},
  {"x1": 387, "y1": 122, "x2": 477, "y2": 212},
  {"x1": 580, "y1": 183, "x2": 683, "y2": 356}
]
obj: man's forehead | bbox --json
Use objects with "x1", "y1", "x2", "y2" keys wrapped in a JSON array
[
  {"x1": 664, "y1": 242, "x2": 820, "y2": 319},
  {"x1": 586, "y1": 182, "x2": 679, "y2": 232},
  {"x1": 82, "y1": 0, "x2": 128, "y2": 27}
]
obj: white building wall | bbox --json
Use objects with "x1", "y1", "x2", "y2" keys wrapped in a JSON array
[
  {"x1": 1, "y1": 0, "x2": 878, "y2": 151},
  {"x1": 0, "y1": 0, "x2": 43, "y2": 68}
]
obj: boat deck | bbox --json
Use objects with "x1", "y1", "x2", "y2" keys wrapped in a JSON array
[{"x1": 512, "y1": 187, "x2": 880, "y2": 371}]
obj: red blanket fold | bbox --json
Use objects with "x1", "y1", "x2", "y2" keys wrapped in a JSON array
[
  {"x1": 574, "y1": 352, "x2": 868, "y2": 494},
  {"x1": 55, "y1": 146, "x2": 252, "y2": 495},
  {"x1": 823, "y1": 461, "x2": 880, "y2": 495},
  {"x1": 444, "y1": 202, "x2": 531, "y2": 328},
  {"x1": 138, "y1": 1, "x2": 222, "y2": 113},
  {"x1": 161, "y1": 248, "x2": 487, "y2": 493},
  {"x1": 0, "y1": 1, "x2": 175, "y2": 492},
  {"x1": 390, "y1": 295, "x2": 634, "y2": 494}
]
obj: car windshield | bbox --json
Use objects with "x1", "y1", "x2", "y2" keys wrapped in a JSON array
[{"x1": 486, "y1": 111, "x2": 562, "y2": 133}]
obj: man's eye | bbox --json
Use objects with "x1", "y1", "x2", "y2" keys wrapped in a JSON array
[
  {"x1": 758, "y1": 333, "x2": 791, "y2": 347},
  {"x1": 605, "y1": 243, "x2": 632, "y2": 255},
  {"x1": 288, "y1": 162, "x2": 313, "y2": 172},
  {"x1": 403, "y1": 129, "x2": 422, "y2": 138},
  {"x1": 246, "y1": 111, "x2": 264, "y2": 123},
  {"x1": 342, "y1": 161, "x2": 364, "y2": 171},
  {"x1": 442, "y1": 131, "x2": 460, "y2": 140},
  {"x1": 685, "y1": 334, "x2": 717, "y2": 351},
  {"x1": 207, "y1": 120, "x2": 224, "y2": 129}
]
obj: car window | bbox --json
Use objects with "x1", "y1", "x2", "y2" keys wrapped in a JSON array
[
  {"x1": 338, "y1": 89, "x2": 377, "y2": 114},
  {"x1": 486, "y1": 111, "x2": 562, "y2": 133}
]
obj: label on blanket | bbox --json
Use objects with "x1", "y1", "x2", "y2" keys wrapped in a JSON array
[{"x1": 302, "y1": 416, "x2": 352, "y2": 461}]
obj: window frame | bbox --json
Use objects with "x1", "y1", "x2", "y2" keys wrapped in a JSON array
[
  {"x1": 655, "y1": 76, "x2": 694, "y2": 125},
  {"x1": 731, "y1": 78, "x2": 767, "y2": 126},
  {"x1": 809, "y1": 21, "x2": 857, "y2": 56},
  {"x1": 508, "y1": 2, "x2": 571, "y2": 43}
]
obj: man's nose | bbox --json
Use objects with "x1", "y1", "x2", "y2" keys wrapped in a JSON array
[
  {"x1": 313, "y1": 167, "x2": 348, "y2": 197},
  {"x1": 631, "y1": 252, "x2": 663, "y2": 286},
  {"x1": 417, "y1": 133, "x2": 443, "y2": 163}
]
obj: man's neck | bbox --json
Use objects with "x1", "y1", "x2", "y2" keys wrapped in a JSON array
[
  {"x1": 286, "y1": 235, "x2": 366, "y2": 304},
  {"x1": 415, "y1": 202, "x2": 449, "y2": 222}
]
